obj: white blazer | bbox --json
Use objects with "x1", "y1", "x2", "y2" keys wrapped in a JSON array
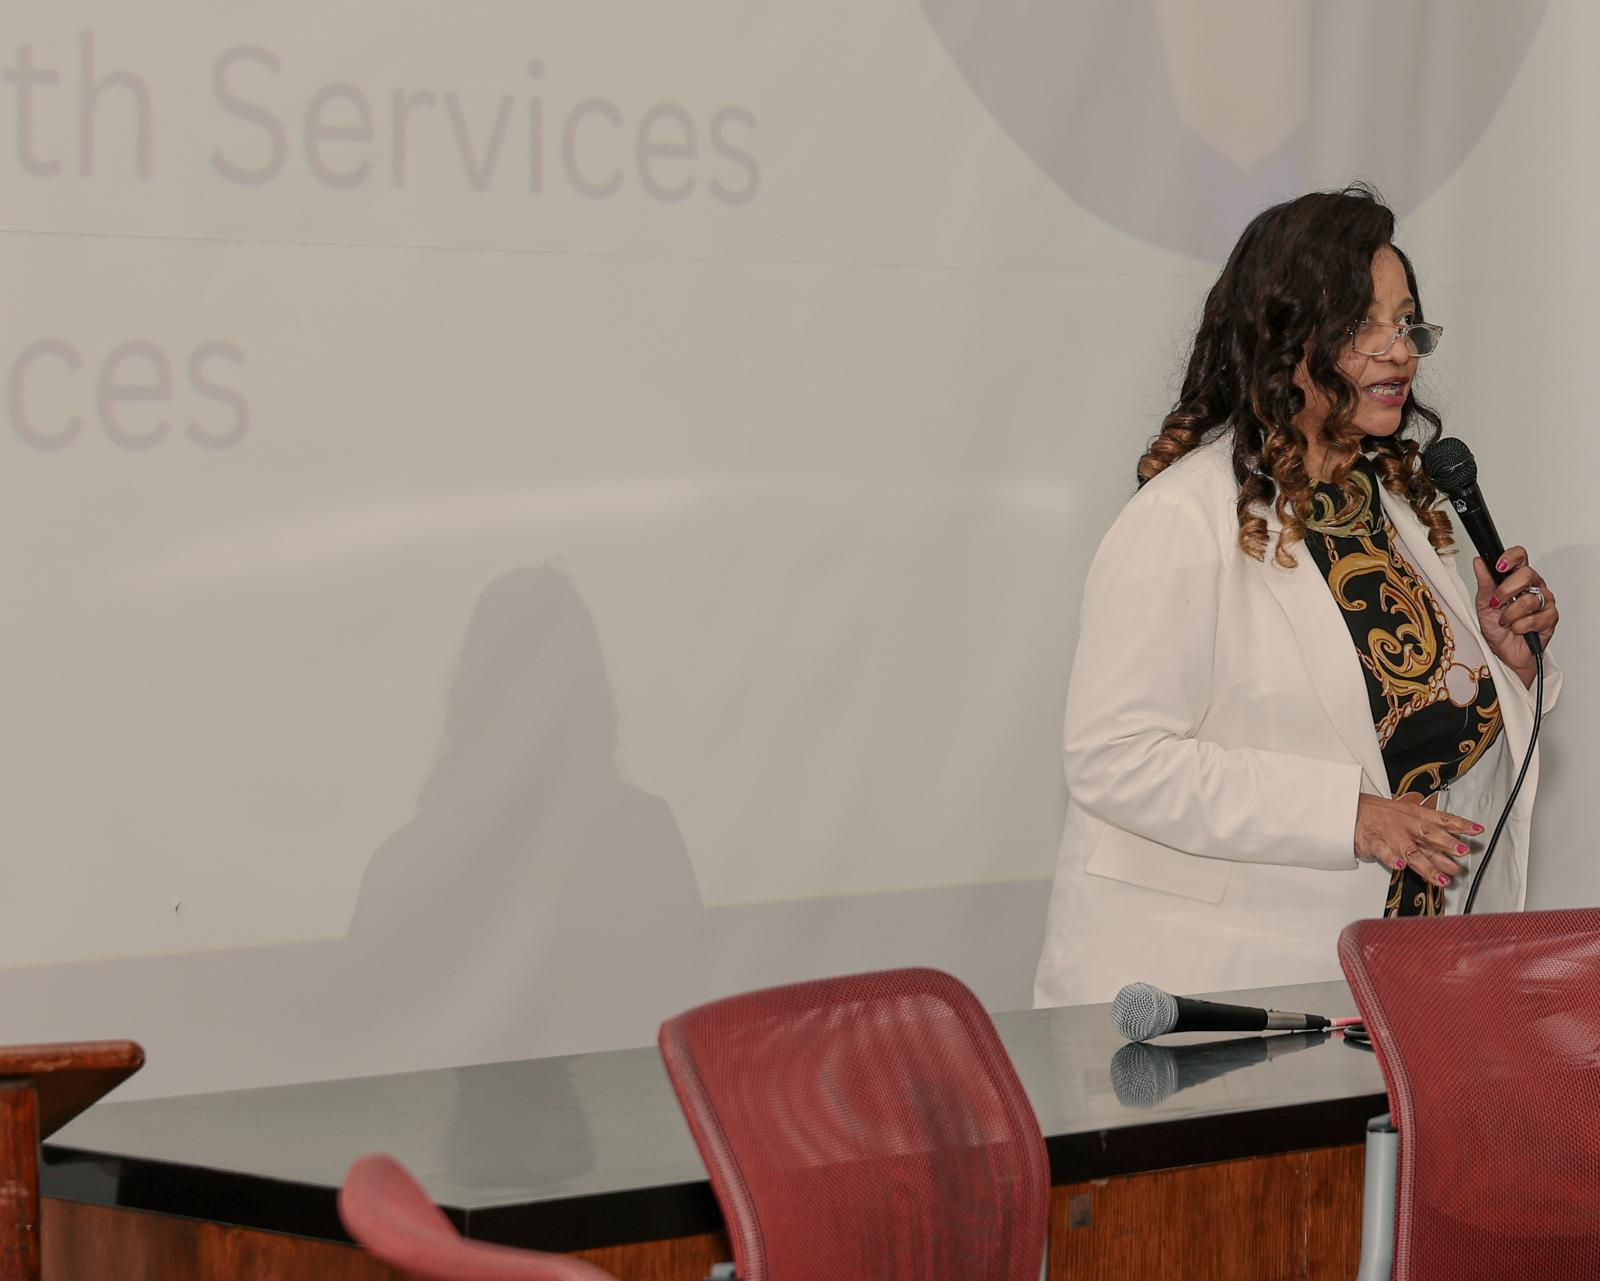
[{"x1": 1033, "y1": 433, "x2": 1561, "y2": 1009}]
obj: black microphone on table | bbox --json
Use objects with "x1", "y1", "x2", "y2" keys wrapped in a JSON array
[
  {"x1": 1109, "y1": 1031, "x2": 1330, "y2": 1108},
  {"x1": 1110, "y1": 982, "x2": 1332, "y2": 1042},
  {"x1": 1422, "y1": 436, "x2": 1540, "y2": 657}
]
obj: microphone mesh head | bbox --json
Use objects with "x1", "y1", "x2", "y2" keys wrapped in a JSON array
[
  {"x1": 1422, "y1": 436, "x2": 1477, "y2": 493},
  {"x1": 1108, "y1": 1042, "x2": 1179, "y2": 1108},
  {"x1": 1111, "y1": 982, "x2": 1178, "y2": 1041}
]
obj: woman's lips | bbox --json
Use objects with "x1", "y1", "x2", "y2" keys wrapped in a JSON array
[{"x1": 1363, "y1": 380, "x2": 1408, "y2": 407}]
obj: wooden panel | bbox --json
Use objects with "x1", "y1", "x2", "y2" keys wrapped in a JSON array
[
  {"x1": 0, "y1": 1041, "x2": 142, "y2": 1141},
  {"x1": 1305, "y1": 1143, "x2": 1365, "y2": 1281},
  {"x1": 0, "y1": 1083, "x2": 40, "y2": 1281},
  {"x1": 43, "y1": 1197, "x2": 726, "y2": 1281},
  {"x1": 1052, "y1": 1152, "x2": 1304, "y2": 1281},
  {"x1": 570, "y1": 1231, "x2": 732, "y2": 1281},
  {"x1": 1050, "y1": 1144, "x2": 1365, "y2": 1281},
  {"x1": 44, "y1": 1144, "x2": 1365, "y2": 1281},
  {"x1": 43, "y1": 1200, "x2": 403, "y2": 1281}
]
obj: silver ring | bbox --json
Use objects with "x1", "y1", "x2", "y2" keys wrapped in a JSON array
[{"x1": 1528, "y1": 584, "x2": 1548, "y2": 610}]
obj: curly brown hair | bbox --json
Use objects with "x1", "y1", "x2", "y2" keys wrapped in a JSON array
[{"x1": 1137, "y1": 184, "x2": 1452, "y2": 567}]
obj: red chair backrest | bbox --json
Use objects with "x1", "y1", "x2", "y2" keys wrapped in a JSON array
[
  {"x1": 1339, "y1": 908, "x2": 1600, "y2": 1281},
  {"x1": 339, "y1": 1153, "x2": 617, "y2": 1281},
  {"x1": 658, "y1": 967, "x2": 1049, "y2": 1281}
]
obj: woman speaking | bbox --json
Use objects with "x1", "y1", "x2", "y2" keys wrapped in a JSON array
[{"x1": 1034, "y1": 186, "x2": 1561, "y2": 1009}]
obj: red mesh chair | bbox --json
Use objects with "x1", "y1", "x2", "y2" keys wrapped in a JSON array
[
  {"x1": 657, "y1": 967, "x2": 1050, "y2": 1281},
  {"x1": 338, "y1": 1152, "x2": 618, "y2": 1281},
  {"x1": 1339, "y1": 908, "x2": 1600, "y2": 1281}
]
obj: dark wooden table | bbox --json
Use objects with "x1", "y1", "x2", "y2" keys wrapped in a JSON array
[
  {"x1": 0, "y1": 1040, "x2": 143, "y2": 1281},
  {"x1": 40, "y1": 980, "x2": 1385, "y2": 1281}
]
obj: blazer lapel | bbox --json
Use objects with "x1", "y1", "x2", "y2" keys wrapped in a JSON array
[
  {"x1": 1378, "y1": 491, "x2": 1478, "y2": 625},
  {"x1": 1378, "y1": 489, "x2": 1535, "y2": 761},
  {"x1": 1252, "y1": 506, "x2": 1391, "y2": 795}
]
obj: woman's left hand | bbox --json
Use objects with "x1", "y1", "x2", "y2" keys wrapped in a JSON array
[{"x1": 1473, "y1": 546, "x2": 1558, "y2": 685}]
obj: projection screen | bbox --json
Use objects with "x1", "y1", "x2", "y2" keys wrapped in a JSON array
[{"x1": 2, "y1": 0, "x2": 1595, "y2": 1100}]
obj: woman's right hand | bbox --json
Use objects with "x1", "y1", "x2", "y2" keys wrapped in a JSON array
[{"x1": 1354, "y1": 794, "x2": 1484, "y2": 889}]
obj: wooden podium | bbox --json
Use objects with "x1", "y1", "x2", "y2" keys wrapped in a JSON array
[{"x1": 1, "y1": 1042, "x2": 142, "y2": 1281}]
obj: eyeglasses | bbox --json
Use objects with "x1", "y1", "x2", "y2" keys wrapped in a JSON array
[{"x1": 1348, "y1": 319, "x2": 1444, "y2": 358}]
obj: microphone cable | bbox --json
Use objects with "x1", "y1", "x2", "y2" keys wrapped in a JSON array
[{"x1": 1462, "y1": 645, "x2": 1543, "y2": 915}]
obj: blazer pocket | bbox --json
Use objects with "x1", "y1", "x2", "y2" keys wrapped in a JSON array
[{"x1": 1084, "y1": 823, "x2": 1231, "y2": 904}]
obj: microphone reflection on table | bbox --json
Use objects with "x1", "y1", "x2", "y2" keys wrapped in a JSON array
[{"x1": 1109, "y1": 1031, "x2": 1332, "y2": 1108}]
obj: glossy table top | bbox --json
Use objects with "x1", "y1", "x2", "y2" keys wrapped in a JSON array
[{"x1": 42, "y1": 980, "x2": 1385, "y2": 1249}]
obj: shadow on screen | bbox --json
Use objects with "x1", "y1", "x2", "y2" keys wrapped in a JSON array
[{"x1": 0, "y1": 563, "x2": 1049, "y2": 1106}]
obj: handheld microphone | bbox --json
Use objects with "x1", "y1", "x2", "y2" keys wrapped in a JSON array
[
  {"x1": 1109, "y1": 1031, "x2": 1330, "y2": 1108},
  {"x1": 1422, "y1": 436, "x2": 1539, "y2": 657},
  {"x1": 1110, "y1": 982, "x2": 1332, "y2": 1042},
  {"x1": 1420, "y1": 435, "x2": 1547, "y2": 914}
]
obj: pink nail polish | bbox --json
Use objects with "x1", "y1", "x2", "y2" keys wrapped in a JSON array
[
  {"x1": 1395, "y1": 858, "x2": 1407, "y2": 870},
  {"x1": 1456, "y1": 844, "x2": 1468, "y2": 854},
  {"x1": 1489, "y1": 596, "x2": 1500, "y2": 607},
  {"x1": 1473, "y1": 824, "x2": 1485, "y2": 833},
  {"x1": 1497, "y1": 557, "x2": 1509, "y2": 572},
  {"x1": 1436, "y1": 873, "x2": 1449, "y2": 886}
]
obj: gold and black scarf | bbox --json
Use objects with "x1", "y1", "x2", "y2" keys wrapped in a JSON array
[{"x1": 1302, "y1": 459, "x2": 1501, "y2": 916}]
